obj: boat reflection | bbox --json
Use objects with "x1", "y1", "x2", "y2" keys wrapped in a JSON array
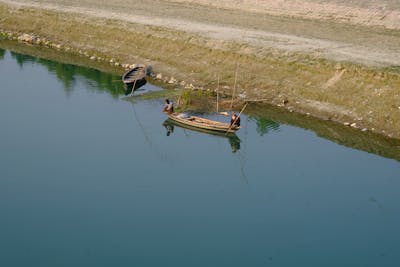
[{"x1": 163, "y1": 119, "x2": 241, "y2": 153}]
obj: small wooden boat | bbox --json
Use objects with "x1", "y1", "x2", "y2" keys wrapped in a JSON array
[
  {"x1": 122, "y1": 64, "x2": 146, "y2": 85},
  {"x1": 163, "y1": 119, "x2": 241, "y2": 152},
  {"x1": 167, "y1": 113, "x2": 240, "y2": 133}
]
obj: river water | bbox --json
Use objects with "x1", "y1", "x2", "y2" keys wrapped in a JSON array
[{"x1": 1, "y1": 49, "x2": 400, "y2": 266}]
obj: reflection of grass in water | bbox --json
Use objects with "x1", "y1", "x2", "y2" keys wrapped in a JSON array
[
  {"x1": 8, "y1": 51, "x2": 125, "y2": 98},
  {"x1": 247, "y1": 103, "x2": 400, "y2": 161},
  {"x1": 0, "y1": 49, "x2": 5, "y2": 60},
  {"x1": 249, "y1": 116, "x2": 280, "y2": 136}
]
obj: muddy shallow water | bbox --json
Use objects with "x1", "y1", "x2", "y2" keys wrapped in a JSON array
[{"x1": 1, "y1": 49, "x2": 400, "y2": 266}]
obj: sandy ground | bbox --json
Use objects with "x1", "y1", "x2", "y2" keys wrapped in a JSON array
[{"x1": 2, "y1": 0, "x2": 400, "y2": 67}]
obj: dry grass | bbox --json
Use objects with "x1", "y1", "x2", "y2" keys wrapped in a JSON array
[{"x1": 1, "y1": 4, "x2": 400, "y2": 138}]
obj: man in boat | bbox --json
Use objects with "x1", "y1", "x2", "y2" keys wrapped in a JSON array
[
  {"x1": 230, "y1": 113, "x2": 241, "y2": 127},
  {"x1": 162, "y1": 99, "x2": 174, "y2": 114}
]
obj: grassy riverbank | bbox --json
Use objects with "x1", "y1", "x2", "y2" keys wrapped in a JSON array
[{"x1": 1, "y1": 3, "x2": 400, "y2": 139}]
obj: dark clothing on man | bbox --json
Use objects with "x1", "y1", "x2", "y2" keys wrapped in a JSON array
[{"x1": 230, "y1": 115, "x2": 240, "y2": 127}]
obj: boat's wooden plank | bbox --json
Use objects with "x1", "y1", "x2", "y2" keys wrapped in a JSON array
[
  {"x1": 122, "y1": 64, "x2": 147, "y2": 84},
  {"x1": 168, "y1": 113, "x2": 240, "y2": 133}
]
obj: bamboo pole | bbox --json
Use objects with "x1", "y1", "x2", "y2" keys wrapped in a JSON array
[
  {"x1": 216, "y1": 75, "x2": 220, "y2": 113},
  {"x1": 230, "y1": 63, "x2": 239, "y2": 110}
]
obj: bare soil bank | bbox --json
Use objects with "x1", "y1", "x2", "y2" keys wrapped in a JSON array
[
  {"x1": 0, "y1": 1, "x2": 399, "y2": 139},
  {"x1": 3, "y1": 0, "x2": 400, "y2": 67}
]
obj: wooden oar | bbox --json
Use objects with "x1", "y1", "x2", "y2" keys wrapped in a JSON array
[
  {"x1": 225, "y1": 102, "x2": 248, "y2": 135},
  {"x1": 130, "y1": 79, "x2": 138, "y2": 96}
]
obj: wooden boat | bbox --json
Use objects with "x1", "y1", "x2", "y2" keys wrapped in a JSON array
[
  {"x1": 122, "y1": 64, "x2": 146, "y2": 85},
  {"x1": 163, "y1": 119, "x2": 241, "y2": 152},
  {"x1": 167, "y1": 113, "x2": 240, "y2": 133}
]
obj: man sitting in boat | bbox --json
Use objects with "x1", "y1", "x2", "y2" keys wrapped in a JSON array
[
  {"x1": 230, "y1": 113, "x2": 241, "y2": 127},
  {"x1": 162, "y1": 99, "x2": 174, "y2": 114}
]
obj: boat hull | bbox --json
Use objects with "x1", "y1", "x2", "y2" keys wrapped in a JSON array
[
  {"x1": 124, "y1": 78, "x2": 147, "y2": 95},
  {"x1": 163, "y1": 119, "x2": 241, "y2": 152},
  {"x1": 167, "y1": 113, "x2": 240, "y2": 133},
  {"x1": 122, "y1": 64, "x2": 146, "y2": 84}
]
